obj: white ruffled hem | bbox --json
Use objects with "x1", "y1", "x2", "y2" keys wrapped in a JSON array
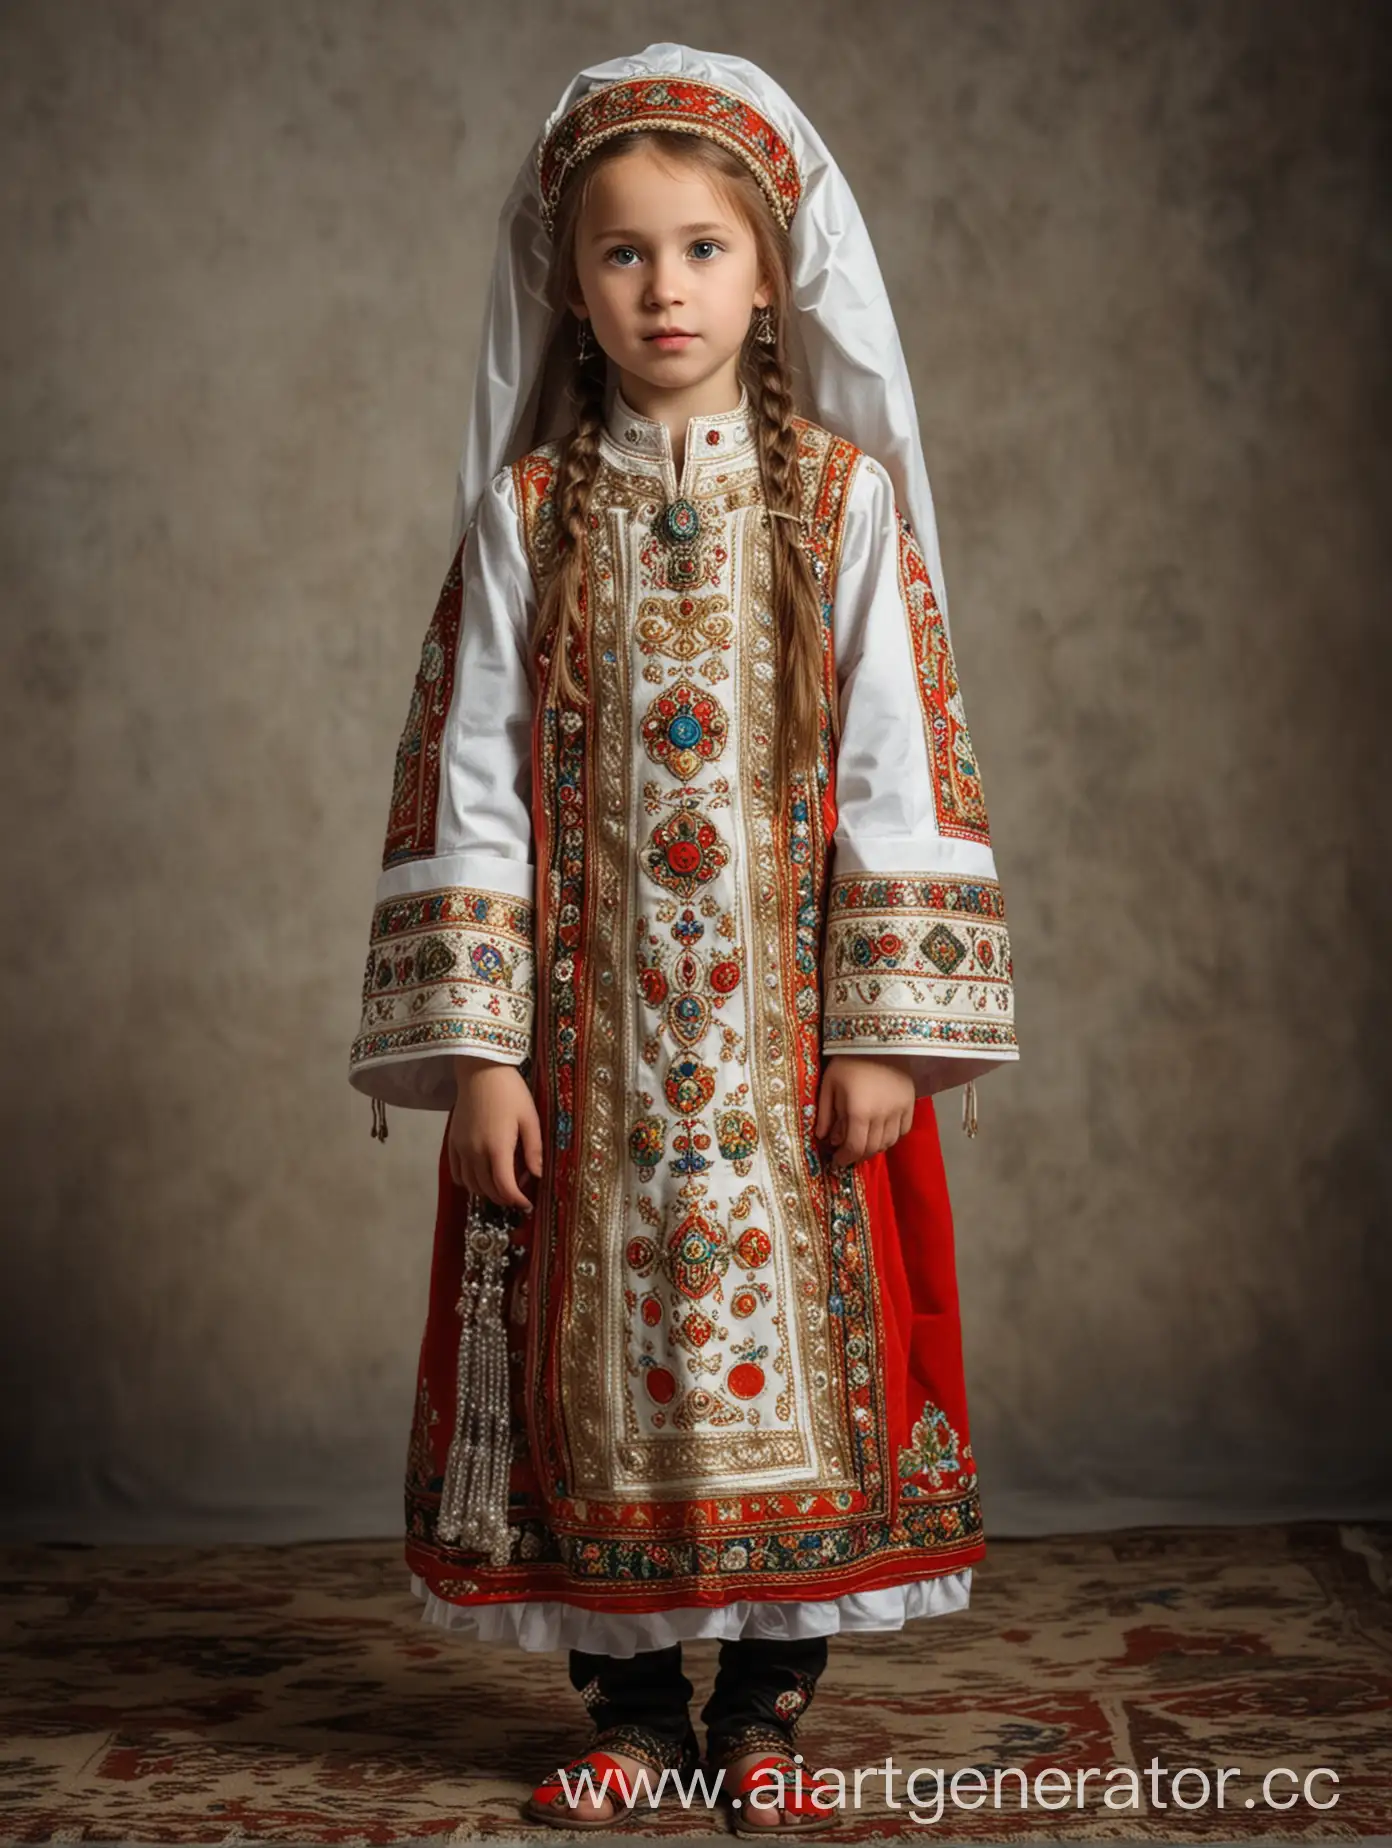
[{"x1": 408, "y1": 1566, "x2": 972, "y2": 1656}]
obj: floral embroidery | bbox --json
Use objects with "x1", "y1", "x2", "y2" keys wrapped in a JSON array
[
  {"x1": 679, "y1": 1309, "x2": 715, "y2": 1348},
  {"x1": 733, "y1": 1225, "x2": 772, "y2": 1270},
  {"x1": 628, "y1": 1114, "x2": 667, "y2": 1179},
  {"x1": 823, "y1": 874, "x2": 1015, "y2": 1056},
  {"x1": 664, "y1": 1057, "x2": 716, "y2": 1116},
  {"x1": 641, "y1": 683, "x2": 728, "y2": 779},
  {"x1": 645, "y1": 806, "x2": 730, "y2": 897},
  {"x1": 350, "y1": 885, "x2": 535, "y2": 1071},
  {"x1": 897, "y1": 1401, "x2": 972, "y2": 1498},
  {"x1": 668, "y1": 1125, "x2": 713, "y2": 1178},
  {"x1": 667, "y1": 989, "x2": 712, "y2": 1046},
  {"x1": 715, "y1": 1107, "x2": 759, "y2": 1171},
  {"x1": 773, "y1": 1670, "x2": 820, "y2": 1724},
  {"x1": 664, "y1": 1202, "x2": 731, "y2": 1301}
]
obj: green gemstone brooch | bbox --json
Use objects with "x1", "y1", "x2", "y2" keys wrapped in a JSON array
[{"x1": 654, "y1": 497, "x2": 703, "y2": 547}]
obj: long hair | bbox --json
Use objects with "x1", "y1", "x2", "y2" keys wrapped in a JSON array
[{"x1": 537, "y1": 130, "x2": 827, "y2": 780}]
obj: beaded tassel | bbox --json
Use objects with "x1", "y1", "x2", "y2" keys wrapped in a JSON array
[
  {"x1": 436, "y1": 1196, "x2": 514, "y2": 1566},
  {"x1": 961, "y1": 1080, "x2": 978, "y2": 1139},
  {"x1": 369, "y1": 1097, "x2": 389, "y2": 1142}
]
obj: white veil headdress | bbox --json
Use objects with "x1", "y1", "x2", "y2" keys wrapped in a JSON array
[{"x1": 449, "y1": 42, "x2": 955, "y2": 640}]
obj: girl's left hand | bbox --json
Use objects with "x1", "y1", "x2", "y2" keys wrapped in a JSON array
[{"x1": 814, "y1": 1055, "x2": 917, "y2": 1167}]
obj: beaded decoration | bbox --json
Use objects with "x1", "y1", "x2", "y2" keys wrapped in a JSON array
[
  {"x1": 435, "y1": 1196, "x2": 516, "y2": 1565},
  {"x1": 650, "y1": 494, "x2": 716, "y2": 588},
  {"x1": 538, "y1": 76, "x2": 802, "y2": 236}
]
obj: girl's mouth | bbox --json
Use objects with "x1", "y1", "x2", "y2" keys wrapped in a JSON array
[{"x1": 647, "y1": 331, "x2": 697, "y2": 349}]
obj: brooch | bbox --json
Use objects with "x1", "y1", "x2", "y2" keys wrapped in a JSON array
[
  {"x1": 654, "y1": 496, "x2": 702, "y2": 546},
  {"x1": 652, "y1": 497, "x2": 707, "y2": 586}
]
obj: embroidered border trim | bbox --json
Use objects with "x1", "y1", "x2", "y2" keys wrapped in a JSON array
[
  {"x1": 894, "y1": 509, "x2": 994, "y2": 845},
  {"x1": 382, "y1": 537, "x2": 467, "y2": 870},
  {"x1": 351, "y1": 885, "x2": 535, "y2": 1072},
  {"x1": 512, "y1": 448, "x2": 561, "y2": 603},
  {"x1": 538, "y1": 78, "x2": 802, "y2": 235},
  {"x1": 822, "y1": 873, "x2": 1015, "y2": 1054}
]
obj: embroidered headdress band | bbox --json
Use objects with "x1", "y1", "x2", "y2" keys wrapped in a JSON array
[{"x1": 537, "y1": 76, "x2": 802, "y2": 236}]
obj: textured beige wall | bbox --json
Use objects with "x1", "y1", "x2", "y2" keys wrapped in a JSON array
[{"x1": 2, "y1": 0, "x2": 1388, "y2": 1542}]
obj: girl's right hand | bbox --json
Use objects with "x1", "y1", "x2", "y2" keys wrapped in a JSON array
[{"x1": 448, "y1": 1058, "x2": 543, "y2": 1211}]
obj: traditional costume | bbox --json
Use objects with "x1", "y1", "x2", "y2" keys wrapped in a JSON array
[{"x1": 348, "y1": 44, "x2": 1018, "y2": 1664}]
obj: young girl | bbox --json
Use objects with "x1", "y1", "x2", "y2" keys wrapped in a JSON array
[{"x1": 349, "y1": 44, "x2": 1017, "y2": 1833}]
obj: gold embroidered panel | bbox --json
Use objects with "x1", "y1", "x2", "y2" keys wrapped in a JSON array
[{"x1": 524, "y1": 434, "x2": 874, "y2": 1508}]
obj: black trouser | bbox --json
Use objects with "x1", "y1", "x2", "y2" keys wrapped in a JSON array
[{"x1": 568, "y1": 1635, "x2": 830, "y2": 1757}]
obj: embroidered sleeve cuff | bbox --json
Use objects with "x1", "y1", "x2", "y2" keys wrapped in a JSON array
[
  {"x1": 822, "y1": 873, "x2": 1017, "y2": 1093},
  {"x1": 349, "y1": 884, "x2": 535, "y2": 1110}
]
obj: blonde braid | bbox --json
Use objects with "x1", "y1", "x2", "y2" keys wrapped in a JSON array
[
  {"x1": 748, "y1": 336, "x2": 826, "y2": 783},
  {"x1": 535, "y1": 335, "x2": 608, "y2": 703}
]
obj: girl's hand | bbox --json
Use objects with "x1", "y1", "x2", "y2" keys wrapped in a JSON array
[
  {"x1": 814, "y1": 1054, "x2": 917, "y2": 1167},
  {"x1": 448, "y1": 1057, "x2": 543, "y2": 1211}
]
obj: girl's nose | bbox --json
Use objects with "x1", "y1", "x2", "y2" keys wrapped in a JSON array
[{"x1": 645, "y1": 258, "x2": 685, "y2": 305}]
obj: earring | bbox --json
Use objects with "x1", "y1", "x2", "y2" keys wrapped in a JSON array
[
  {"x1": 753, "y1": 304, "x2": 777, "y2": 346},
  {"x1": 576, "y1": 317, "x2": 596, "y2": 362}
]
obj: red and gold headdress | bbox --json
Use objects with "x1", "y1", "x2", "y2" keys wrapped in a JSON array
[{"x1": 537, "y1": 76, "x2": 802, "y2": 236}]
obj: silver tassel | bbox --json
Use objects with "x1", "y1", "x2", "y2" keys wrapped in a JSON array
[
  {"x1": 435, "y1": 1196, "x2": 514, "y2": 1567},
  {"x1": 961, "y1": 1079, "x2": 979, "y2": 1139}
]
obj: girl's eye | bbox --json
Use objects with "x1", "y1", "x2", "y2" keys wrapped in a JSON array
[
  {"x1": 690, "y1": 239, "x2": 721, "y2": 260},
  {"x1": 606, "y1": 246, "x2": 640, "y2": 267}
]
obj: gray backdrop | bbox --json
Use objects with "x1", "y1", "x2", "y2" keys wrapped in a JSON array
[{"x1": 3, "y1": 0, "x2": 1388, "y2": 1544}]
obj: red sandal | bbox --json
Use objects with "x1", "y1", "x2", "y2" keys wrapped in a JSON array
[
  {"x1": 524, "y1": 1722, "x2": 704, "y2": 1831},
  {"x1": 711, "y1": 1732, "x2": 842, "y2": 1837}
]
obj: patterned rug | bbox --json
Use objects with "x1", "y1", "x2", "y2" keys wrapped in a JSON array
[{"x1": 1, "y1": 1523, "x2": 1388, "y2": 1842}]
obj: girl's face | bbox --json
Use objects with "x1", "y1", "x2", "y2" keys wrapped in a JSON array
[{"x1": 568, "y1": 143, "x2": 770, "y2": 399}]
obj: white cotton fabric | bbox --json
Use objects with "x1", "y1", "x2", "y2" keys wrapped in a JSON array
[
  {"x1": 409, "y1": 1568, "x2": 972, "y2": 1658},
  {"x1": 450, "y1": 41, "x2": 958, "y2": 644}
]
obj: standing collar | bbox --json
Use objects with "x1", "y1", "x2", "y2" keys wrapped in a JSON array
[{"x1": 603, "y1": 383, "x2": 757, "y2": 470}]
